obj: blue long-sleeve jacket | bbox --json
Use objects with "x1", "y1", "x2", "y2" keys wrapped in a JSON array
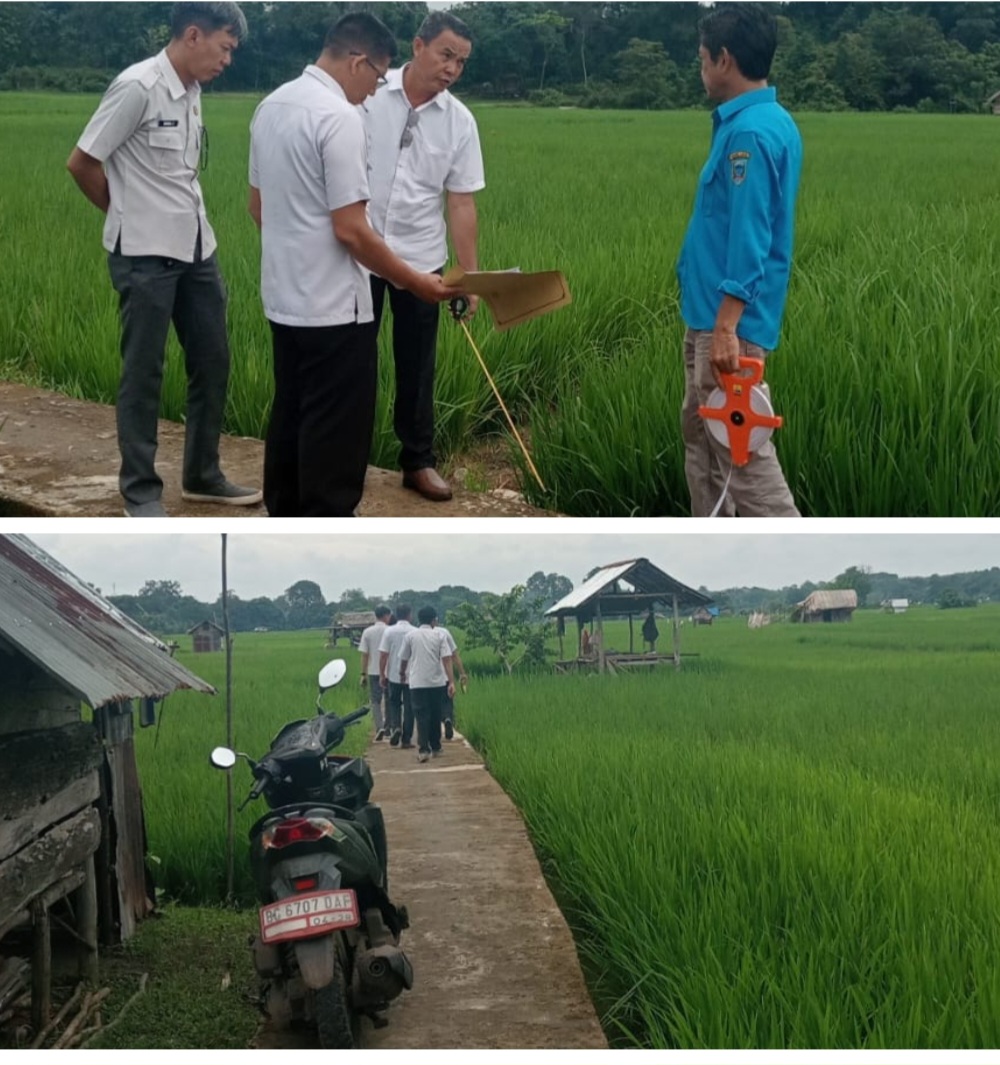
[{"x1": 677, "y1": 87, "x2": 802, "y2": 352}]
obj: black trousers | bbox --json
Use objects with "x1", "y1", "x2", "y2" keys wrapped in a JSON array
[
  {"x1": 410, "y1": 686, "x2": 445, "y2": 755},
  {"x1": 107, "y1": 251, "x2": 230, "y2": 505},
  {"x1": 371, "y1": 275, "x2": 441, "y2": 472},
  {"x1": 387, "y1": 681, "x2": 412, "y2": 742},
  {"x1": 264, "y1": 321, "x2": 377, "y2": 518}
]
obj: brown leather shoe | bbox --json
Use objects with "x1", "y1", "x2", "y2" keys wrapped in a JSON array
[{"x1": 402, "y1": 468, "x2": 453, "y2": 503}]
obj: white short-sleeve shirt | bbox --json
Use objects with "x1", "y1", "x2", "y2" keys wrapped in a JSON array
[
  {"x1": 250, "y1": 66, "x2": 373, "y2": 327},
  {"x1": 358, "y1": 621, "x2": 387, "y2": 677},
  {"x1": 379, "y1": 620, "x2": 413, "y2": 685},
  {"x1": 77, "y1": 51, "x2": 214, "y2": 262},
  {"x1": 364, "y1": 67, "x2": 485, "y2": 273},
  {"x1": 400, "y1": 625, "x2": 452, "y2": 690}
]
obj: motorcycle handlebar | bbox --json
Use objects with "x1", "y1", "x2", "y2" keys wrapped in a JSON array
[{"x1": 340, "y1": 706, "x2": 371, "y2": 728}]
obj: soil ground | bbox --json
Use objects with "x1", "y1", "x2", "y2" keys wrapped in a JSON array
[
  {"x1": 253, "y1": 727, "x2": 608, "y2": 1051},
  {"x1": 0, "y1": 382, "x2": 551, "y2": 519}
]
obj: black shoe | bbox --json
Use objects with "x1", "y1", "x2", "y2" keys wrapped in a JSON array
[
  {"x1": 390, "y1": 729, "x2": 401, "y2": 748},
  {"x1": 400, "y1": 742, "x2": 414, "y2": 750},
  {"x1": 375, "y1": 728, "x2": 387, "y2": 742},
  {"x1": 444, "y1": 718, "x2": 454, "y2": 740}
]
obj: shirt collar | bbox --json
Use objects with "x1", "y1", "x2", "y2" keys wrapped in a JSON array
[
  {"x1": 304, "y1": 64, "x2": 349, "y2": 103},
  {"x1": 714, "y1": 85, "x2": 777, "y2": 127},
  {"x1": 158, "y1": 49, "x2": 194, "y2": 102},
  {"x1": 388, "y1": 64, "x2": 448, "y2": 111}
]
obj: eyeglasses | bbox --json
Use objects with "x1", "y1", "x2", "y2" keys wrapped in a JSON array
[
  {"x1": 199, "y1": 125, "x2": 209, "y2": 171},
  {"x1": 350, "y1": 52, "x2": 388, "y2": 88},
  {"x1": 400, "y1": 110, "x2": 420, "y2": 149}
]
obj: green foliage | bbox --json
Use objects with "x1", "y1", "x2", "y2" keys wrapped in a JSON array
[
  {"x1": 451, "y1": 584, "x2": 547, "y2": 674},
  {"x1": 460, "y1": 606, "x2": 1000, "y2": 1048}
]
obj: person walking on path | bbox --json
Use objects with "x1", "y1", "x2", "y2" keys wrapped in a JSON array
[
  {"x1": 67, "y1": 1, "x2": 262, "y2": 519},
  {"x1": 399, "y1": 606, "x2": 456, "y2": 764},
  {"x1": 677, "y1": 2, "x2": 802, "y2": 518},
  {"x1": 379, "y1": 604, "x2": 415, "y2": 748},
  {"x1": 435, "y1": 621, "x2": 469, "y2": 740},
  {"x1": 359, "y1": 605, "x2": 391, "y2": 741},
  {"x1": 364, "y1": 11, "x2": 485, "y2": 504},
  {"x1": 248, "y1": 12, "x2": 453, "y2": 518}
]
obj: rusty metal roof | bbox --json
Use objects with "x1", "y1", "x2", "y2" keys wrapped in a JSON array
[
  {"x1": 546, "y1": 558, "x2": 712, "y2": 620},
  {"x1": 0, "y1": 535, "x2": 216, "y2": 709},
  {"x1": 795, "y1": 589, "x2": 859, "y2": 613}
]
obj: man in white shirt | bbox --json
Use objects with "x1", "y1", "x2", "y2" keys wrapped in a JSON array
[
  {"x1": 358, "y1": 605, "x2": 391, "y2": 740},
  {"x1": 435, "y1": 622, "x2": 469, "y2": 740},
  {"x1": 248, "y1": 13, "x2": 453, "y2": 518},
  {"x1": 399, "y1": 606, "x2": 456, "y2": 764},
  {"x1": 378, "y1": 604, "x2": 415, "y2": 748},
  {"x1": 67, "y1": 2, "x2": 261, "y2": 519},
  {"x1": 364, "y1": 12, "x2": 486, "y2": 504}
]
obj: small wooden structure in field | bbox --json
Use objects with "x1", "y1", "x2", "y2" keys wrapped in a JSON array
[
  {"x1": 987, "y1": 89, "x2": 1000, "y2": 115},
  {"x1": 545, "y1": 559, "x2": 712, "y2": 674},
  {"x1": 327, "y1": 611, "x2": 375, "y2": 648},
  {"x1": 692, "y1": 607, "x2": 716, "y2": 627},
  {"x1": 883, "y1": 599, "x2": 909, "y2": 614},
  {"x1": 791, "y1": 589, "x2": 858, "y2": 624},
  {"x1": 188, "y1": 619, "x2": 225, "y2": 654},
  {"x1": 0, "y1": 535, "x2": 214, "y2": 1034}
]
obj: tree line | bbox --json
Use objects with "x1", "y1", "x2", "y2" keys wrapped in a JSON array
[{"x1": 2, "y1": 2, "x2": 999, "y2": 112}]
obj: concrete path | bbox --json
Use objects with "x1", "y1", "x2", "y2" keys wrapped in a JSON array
[
  {"x1": 0, "y1": 382, "x2": 549, "y2": 519},
  {"x1": 360, "y1": 729, "x2": 608, "y2": 1050}
]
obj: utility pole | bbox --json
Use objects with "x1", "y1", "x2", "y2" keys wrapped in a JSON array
[{"x1": 222, "y1": 534, "x2": 234, "y2": 900}]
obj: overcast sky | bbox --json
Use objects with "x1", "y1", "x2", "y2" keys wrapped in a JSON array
[{"x1": 22, "y1": 527, "x2": 1000, "y2": 602}]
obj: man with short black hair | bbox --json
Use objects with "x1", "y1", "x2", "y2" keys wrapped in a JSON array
[
  {"x1": 359, "y1": 605, "x2": 391, "y2": 740},
  {"x1": 677, "y1": 2, "x2": 802, "y2": 518},
  {"x1": 365, "y1": 11, "x2": 485, "y2": 504},
  {"x1": 68, "y1": 2, "x2": 260, "y2": 518},
  {"x1": 399, "y1": 606, "x2": 456, "y2": 764},
  {"x1": 249, "y1": 12, "x2": 452, "y2": 518}
]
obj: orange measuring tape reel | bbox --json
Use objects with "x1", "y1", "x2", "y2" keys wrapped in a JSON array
[{"x1": 698, "y1": 358, "x2": 783, "y2": 468}]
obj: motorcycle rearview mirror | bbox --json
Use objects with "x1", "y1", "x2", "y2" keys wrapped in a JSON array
[
  {"x1": 318, "y1": 659, "x2": 348, "y2": 694},
  {"x1": 210, "y1": 747, "x2": 238, "y2": 770}
]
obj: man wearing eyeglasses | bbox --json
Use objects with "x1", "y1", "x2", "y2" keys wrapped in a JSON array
[
  {"x1": 67, "y1": 2, "x2": 261, "y2": 519},
  {"x1": 249, "y1": 13, "x2": 452, "y2": 518},
  {"x1": 364, "y1": 12, "x2": 486, "y2": 504}
]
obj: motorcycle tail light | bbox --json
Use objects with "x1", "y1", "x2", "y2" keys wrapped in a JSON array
[
  {"x1": 293, "y1": 876, "x2": 319, "y2": 892},
  {"x1": 261, "y1": 817, "x2": 336, "y2": 851}
]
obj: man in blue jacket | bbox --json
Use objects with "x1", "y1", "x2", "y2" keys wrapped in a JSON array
[{"x1": 677, "y1": 3, "x2": 802, "y2": 518}]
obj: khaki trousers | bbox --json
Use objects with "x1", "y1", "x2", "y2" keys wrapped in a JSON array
[{"x1": 682, "y1": 329, "x2": 800, "y2": 518}]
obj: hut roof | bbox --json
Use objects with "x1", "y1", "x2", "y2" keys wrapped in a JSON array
[
  {"x1": 0, "y1": 535, "x2": 215, "y2": 709},
  {"x1": 545, "y1": 559, "x2": 711, "y2": 621},
  {"x1": 333, "y1": 612, "x2": 376, "y2": 628},
  {"x1": 187, "y1": 620, "x2": 225, "y2": 635},
  {"x1": 795, "y1": 589, "x2": 858, "y2": 612}
]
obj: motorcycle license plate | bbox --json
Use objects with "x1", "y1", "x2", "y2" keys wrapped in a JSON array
[{"x1": 259, "y1": 890, "x2": 360, "y2": 945}]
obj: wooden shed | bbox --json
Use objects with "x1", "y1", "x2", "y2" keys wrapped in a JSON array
[
  {"x1": 188, "y1": 619, "x2": 224, "y2": 654},
  {"x1": 327, "y1": 611, "x2": 376, "y2": 649},
  {"x1": 791, "y1": 589, "x2": 858, "y2": 624},
  {"x1": 545, "y1": 559, "x2": 712, "y2": 674},
  {"x1": 988, "y1": 89, "x2": 1000, "y2": 115},
  {"x1": 692, "y1": 607, "x2": 715, "y2": 627},
  {"x1": 0, "y1": 535, "x2": 214, "y2": 1035}
]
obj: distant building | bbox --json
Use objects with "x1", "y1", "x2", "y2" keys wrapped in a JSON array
[
  {"x1": 988, "y1": 89, "x2": 1000, "y2": 115},
  {"x1": 791, "y1": 590, "x2": 858, "y2": 624},
  {"x1": 692, "y1": 607, "x2": 715, "y2": 627},
  {"x1": 188, "y1": 620, "x2": 225, "y2": 653},
  {"x1": 883, "y1": 599, "x2": 909, "y2": 614},
  {"x1": 328, "y1": 611, "x2": 377, "y2": 648}
]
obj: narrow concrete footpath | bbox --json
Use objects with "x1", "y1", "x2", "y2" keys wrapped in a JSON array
[{"x1": 360, "y1": 729, "x2": 608, "y2": 1050}]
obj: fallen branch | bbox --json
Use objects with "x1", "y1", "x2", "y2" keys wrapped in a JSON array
[
  {"x1": 68, "y1": 1020, "x2": 103, "y2": 1048},
  {"x1": 29, "y1": 982, "x2": 84, "y2": 1049},
  {"x1": 80, "y1": 973, "x2": 148, "y2": 1049},
  {"x1": 52, "y1": 987, "x2": 110, "y2": 1049}
]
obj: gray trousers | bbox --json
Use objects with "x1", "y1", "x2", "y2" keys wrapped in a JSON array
[
  {"x1": 108, "y1": 252, "x2": 231, "y2": 505},
  {"x1": 682, "y1": 329, "x2": 800, "y2": 518},
  {"x1": 368, "y1": 674, "x2": 387, "y2": 731}
]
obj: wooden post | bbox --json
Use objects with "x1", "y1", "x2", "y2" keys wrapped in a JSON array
[
  {"x1": 628, "y1": 613, "x2": 634, "y2": 655},
  {"x1": 222, "y1": 534, "x2": 234, "y2": 902},
  {"x1": 75, "y1": 854, "x2": 99, "y2": 983},
  {"x1": 596, "y1": 602, "x2": 606, "y2": 675},
  {"x1": 30, "y1": 898, "x2": 51, "y2": 1030},
  {"x1": 672, "y1": 594, "x2": 681, "y2": 670}
]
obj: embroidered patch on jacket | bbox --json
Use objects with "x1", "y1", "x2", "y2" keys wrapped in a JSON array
[{"x1": 729, "y1": 151, "x2": 751, "y2": 186}]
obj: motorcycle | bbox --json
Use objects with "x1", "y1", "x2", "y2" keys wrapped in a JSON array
[{"x1": 210, "y1": 660, "x2": 412, "y2": 1048}]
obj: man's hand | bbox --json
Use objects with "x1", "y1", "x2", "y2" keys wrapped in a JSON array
[
  {"x1": 459, "y1": 673, "x2": 469, "y2": 694},
  {"x1": 447, "y1": 682, "x2": 456, "y2": 699},
  {"x1": 411, "y1": 273, "x2": 453, "y2": 305},
  {"x1": 360, "y1": 674, "x2": 368, "y2": 688},
  {"x1": 709, "y1": 328, "x2": 742, "y2": 387}
]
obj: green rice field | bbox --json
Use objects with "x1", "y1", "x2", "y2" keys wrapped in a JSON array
[
  {"x1": 2, "y1": 93, "x2": 999, "y2": 516},
  {"x1": 141, "y1": 607, "x2": 1000, "y2": 1048}
]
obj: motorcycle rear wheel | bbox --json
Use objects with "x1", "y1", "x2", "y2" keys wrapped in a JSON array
[{"x1": 314, "y1": 947, "x2": 359, "y2": 1049}]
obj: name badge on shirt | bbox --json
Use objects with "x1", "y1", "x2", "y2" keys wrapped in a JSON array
[{"x1": 157, "y1": 120, "x2": 180, "y2": 128}]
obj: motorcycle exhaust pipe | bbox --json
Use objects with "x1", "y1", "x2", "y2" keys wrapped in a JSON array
[{"x1": 352, "y1": 945, "x2": 414, "y2": 1005}]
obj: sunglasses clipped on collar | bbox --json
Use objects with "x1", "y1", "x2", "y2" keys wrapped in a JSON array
[{"x1": 400, "y1": 110, "x2": 420, "y2": 149}]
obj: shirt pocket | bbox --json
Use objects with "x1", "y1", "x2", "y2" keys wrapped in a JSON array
[
  {"x1": 698, "y1": 165, "x2": 725, "y2": 219},
  {"x1": 408, "y1": 141, "x2": 451, "y2": 193},
  {"x1": 147, "y1": 128, "x2": 186, "y2": 171}
]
